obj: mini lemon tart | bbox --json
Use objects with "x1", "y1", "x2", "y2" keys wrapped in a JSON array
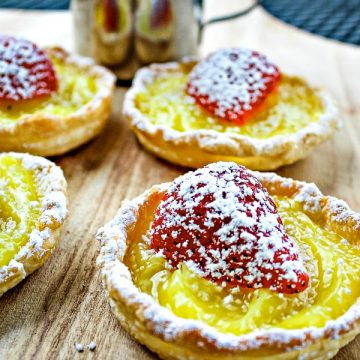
[
  {"x1": 97, "y1": 162, "x2": 360, "y2": 360},
  {"x1": 124, "y1": 48, "x2": 340, "y2": 170},
  {"x1": 0, "y1": 152, "x2": 67, "y2": 296},
  {"x1": 0, "y1": 36, "x2": 115, "y2": 156}
]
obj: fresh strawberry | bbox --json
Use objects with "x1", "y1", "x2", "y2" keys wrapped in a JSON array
[
  {"x1": 0, "y1": 36, "x2": 57, "y2": 101},
  {"x1": 186, "y1": 48, "x2": 281, "y2": 125},
  {"x1": 150, "y1": 162, "x2": 309, "y2": 294}
]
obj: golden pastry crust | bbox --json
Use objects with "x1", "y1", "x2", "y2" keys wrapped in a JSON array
[
  {"x1": 0, "y1": 152, "x2": 68, "y2": 296},
  {"x1": 97, "y1": 170, "x2": 360, "y2": 360},
  {"x1": 124, "y1": 59, "x2": 340, "y2": 170},
  {"x1": 0, "y1": 47, "x2": 115, "y2": 156}
]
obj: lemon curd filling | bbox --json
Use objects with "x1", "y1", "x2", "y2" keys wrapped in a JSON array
[
  {"x1": 135, "y1": 69, "x2": 325, "y2": 139},
  {"x1": 0, "y1": 155, "x2": 41, "y2": 267},
  {"x1": 0, "y1": 54, "x2": 97, "y2": 126},
  {"x1": 125, "y1": 196, "x2": 360, "y2": 335}
]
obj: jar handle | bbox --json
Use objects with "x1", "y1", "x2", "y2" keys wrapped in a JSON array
[{"x1": 194, "y1": 0, "x2": 261, "y2": 38}]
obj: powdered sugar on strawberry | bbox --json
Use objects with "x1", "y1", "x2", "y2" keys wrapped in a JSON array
[
  {"x1": 0, "y1": 36, "x2": 57, "y2": 101},
  {"x1": 150, "y1": 162, "x2": 309, "y2": 294},
  {"x1": 186, "y1": 48, "x2": 281, "y2": 125}
]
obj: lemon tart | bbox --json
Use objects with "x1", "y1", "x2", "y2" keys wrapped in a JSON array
[
  {"x1": 97, "y1": 162, "x2": 360, "y2": 359},
  {"x1": 0, "y1": 152, "x2": 68, "y2": 296},
  {"x1": 124, "y1": 48, "x2": 340, "y2": 170},
  {"x1": 0, "y1": 36, "x2": 115, "y2": 156}
]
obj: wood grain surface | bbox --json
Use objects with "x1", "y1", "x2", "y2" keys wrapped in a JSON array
[{"x1": 0, "y1": 3, "x2": 360, "y2": 359}]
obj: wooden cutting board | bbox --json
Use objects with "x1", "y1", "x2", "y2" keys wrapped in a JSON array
[{"x1": 0, "y1": 4, "x2": 360, "y2": 359}]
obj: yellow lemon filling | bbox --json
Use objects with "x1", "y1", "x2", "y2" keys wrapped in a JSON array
[
  {"x1": 125, "y1": 196, "x2": 360, "y2": 335},
  {"x1": 135, "y1": 68, "x2": 325, "y2": 139},
  {"x1": 0, "y1": 54, "x2": 97, "y2": 126},
  {"x1": 0, "y1": 155, "x2": 41, "y2": 267}
]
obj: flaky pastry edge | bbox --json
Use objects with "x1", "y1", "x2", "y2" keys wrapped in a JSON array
[
  {"x1": 0, "y1": 47, "x2": 116, "y2": 156},
  {"x1": 124, "y1": 59, "x2": 341, "y2": 171},
  {"x1": 97, "y1": 169, "x2": 360, "y2": 359},
  {"x1": 0, "y1": 152, "x2": 68, "y2": 296}
]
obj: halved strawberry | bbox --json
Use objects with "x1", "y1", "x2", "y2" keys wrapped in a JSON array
[
  {"x1": 150, "y1": 162, "x2": 309, "y2": 294},
  {"x1": 0, "y1": 36, "x2": 57, "y2": 101},
  {"x1": 186, "y1": 48, "x2": 281, "y2": 125}
]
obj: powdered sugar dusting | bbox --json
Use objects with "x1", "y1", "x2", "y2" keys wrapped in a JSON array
[
  {"x1": 150, "y1": 162, "x2": 308, "y2": 293},
  {"x1": 0, "y1": 152, "x2": 68, "y2": 292},
  {"x1": 326, "y1": 197, "x2": 360, "y2": 233},
  {"x1": 97, "y1": 174, "x2": 360, "y2": 355},
  {"x1": 0, "y1": 36, "x2": 57, "y2": 101},
  {"x1": 123, "y1": 58, "x2": 340, "y2": 171},
  {"x1": 186, "y1": 48, "x2": 280, "y2": 122}
]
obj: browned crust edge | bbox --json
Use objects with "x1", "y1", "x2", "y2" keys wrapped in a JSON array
[
  {"x1": 0, "y1": 47, "x2": 116, "y2": 156},
  {"x1": 97, "y1": 170, "x2": 360, "y2": 359},
  {"x1": 123, "y1": 59, "x2": 341, "y2": 171},
  {"x1": 0, "y1": 152, "x2": 68, "y2": 296}
]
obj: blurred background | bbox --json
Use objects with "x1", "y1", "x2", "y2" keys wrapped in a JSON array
[{"x1": 1, "y1": 0, "x2": 359, "y2": 46}]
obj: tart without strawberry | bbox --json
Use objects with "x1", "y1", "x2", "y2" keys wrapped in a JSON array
[
  {"x1": 97, "y1": 162, "x2": 360, "y2": 360},
  {"x1": 124, "y1": 47, "x2": 340, "y2": 170},
  {"x1": 0, "y1": 36, "x2": 115, "y2": 156},
  {"x1": 0, "y1": 152, "x2": 68, "y2": 296}
]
